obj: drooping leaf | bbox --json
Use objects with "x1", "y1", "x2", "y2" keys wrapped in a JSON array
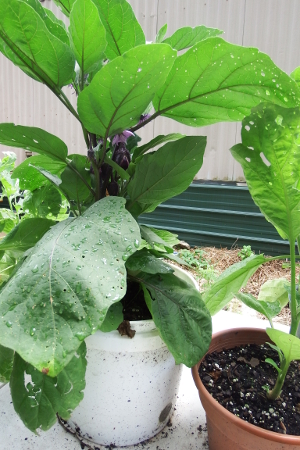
[
  {"x1": 0, "y1": 125, "x2": 68, "y2": 162},
  {"x1": 0, "y1": 0, "x2": 75, "y2": 88},
  {"x1": 258, "y1": 278, "x2": 289, "y2": 308},
  {"x1": 91, "y1": 0, "x2": 145, "y2": 60},
  {"x1": 98, "y1": 301, "x2": 123, "y2": 332},
  {"x1": 132, "y1": 133, "x2": 185, "y2": 162},
  {"x1": 139, "y1": 225, "x2": 173, "y2": 252},
  {"x1": 231, "y1": 103, "x2": 300, "y2": 241},
  {"x1": 0, "y1": 218, "x2": 56, "y2": 257},
  {"x1": 10, "y1": 343, "x2": 86, "y2": 433},
  {"x1": 11, "y1": 155, "x2": 67, "y2": 191},
  {"x1": 77, "y1": 44, "x2": 176, "y2": 137},
  {"x1": 126, "y1": 248, "x2": 173, "y2": 275},
  {"x1": 235, "y1": 292, "x2": 281, "y2": 324},
  {"x1": 0, "y1": 344, "x2": 13, "y2": 383},
  {"x1": 150, "y1": 228, "x2": 180, "y2": 247},
  {"x1": 155, "y1": 23, "x2": 168, "y2": 43},
  {"x1": 127, "y1": 136, "x2": 206, "y2": 214},
  {"x1": 203, "y1": 254, "x2": 269, "y2": 315},
  {"x1": 23, "y1": 185, "x2": 62, "y2": 218},
  {"x1": 266, "y1": 328, "x2": 300, "y2": 364},
  {"x1": 137, "y1": 272, "x2": 212, "y2": 367},
  {"x1": 162, "y1": 25, "x2": 223, "y2": 51},
  {"x1": 69, "y1": 0, "x2": 107, "y2": 75},
  {"x1": 153, "y1": 37, "x2": 300, "y2": 127},
  {"x1": 0, "y1": 197, "x2": 140, "y2": 376},
  {"x1": 59, "y1": 155, "x2": 93, "y2": 204}
]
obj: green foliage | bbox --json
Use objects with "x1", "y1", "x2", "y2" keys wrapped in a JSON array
[
  {"x1": 178, "y1": 248, "x2": 217, "y2": 285},
  {"x1": 1, "y1": 0, "x2": 300, "y2": 430},
  {"x1": 238, "y1": 245, "x2": 254, "y2": 260}
]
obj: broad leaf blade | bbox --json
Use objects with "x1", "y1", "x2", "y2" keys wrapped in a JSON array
[
  {"x1": 163, "y1": 25, "x2": 222, "y2": 51},
  {"x1": 60, "y1": 154, "x2": 92, "y2": 203},
  {"x1": 258, "y1": 278, "x2": 289, "y2": 308},
  {"x1": 98, "y1": 302, "x2": 123, "y2": 332},
  {"x1": 23, "y1": 186, "x2": 62, "y2": 218},
  {"x1": 11, "y1": 155, "x2": 67, "y2": 191},
  {"x1": 153, "y1": 37, "x2": 300, "y2": 127},
  {"x1": 52, "y1": 0, "x2": 76, "y2": 17},
  {"x1": 0, "y1": 124, "x2": 68, "y2": 162},
  {"x1": 77, "y1": 44, "x2": 176, "y2": 137},
  {"x1": 235, "y1": 292, "x2": 281, "y2": 323},
  {"x1": 0, "y1": 344, "x2": 13, "y2": 383},
  {"x1": 266, "y1": 328, "x2": 300, "y2": 364},
  {"x1": 0, "y1": 197, "x2": 140, "y2": 376},
  {"x1": 92, "y1": 0, "x2": 145, "y2": 60},
  {"x1": 126, "y1": 248, "x2": 173, "y2": 274},
  {"x1": 231, "y1": 103, "x2": 300, "y2": 241},
  {"x1": 138, "y1": 272, "x2": 212, "y2": 367},
  {"x1": 132, "y1": 133, "x2": 185, "y2": 162},
  {"x1": 10, "y1": 343, "x2": 86, "y2": 433},
  {"x1": 0, "y1": 0, "x2": 75, "y2": 88},
  {"x1": 127, "y1": 136, "x2": 206, "y2": 214},
  {"x1": 0, "y1": 218, "x2": 56, "y2": 257},
  {"x1": 203, "y1": 254, "x2": 269, "y2": 315},
  {"x1": 156, "y1": 23, "x2": 168, "y2": 44},
  {"x1": 69, "y1": 0, "x2": 106, "y2": 75}
]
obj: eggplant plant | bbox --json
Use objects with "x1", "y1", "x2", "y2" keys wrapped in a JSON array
[
  {"x1": 0, "y1": 0, "x2": 299, "y2": 432},
  {"x1": 203, "y1": 100, "x2": 300, "y2": 400}
]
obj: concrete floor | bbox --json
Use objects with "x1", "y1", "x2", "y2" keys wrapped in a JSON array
[{"x1": 0, "y1": 311, "x2": 287, "y2": 450}]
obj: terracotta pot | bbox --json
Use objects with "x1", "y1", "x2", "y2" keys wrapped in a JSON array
[{"x1": 192, "y1": 328, "x2": 300, "y2": 450}]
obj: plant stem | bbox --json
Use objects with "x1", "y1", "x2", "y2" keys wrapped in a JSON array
[
  {"x1": 267, "y1": 361, "x2": 290, "y2": 400},
  {"x1": 289, "y1": 239, "x2": 298, "y2": 336}
]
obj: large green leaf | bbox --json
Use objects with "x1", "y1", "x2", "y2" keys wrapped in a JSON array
[
  {"x1": 153, "y1": 37, "x2": 300, "y2": 127},
  {"x1": 127, "y1": 136, "x2": 206, "y2": 214},
  {"x1": 0, "y1": 197, "x2": 140, "y2": 376},
  {"x1": 132, "y1": 133, "x2": 185, "y2": 162},
  {"x1": 69, "y1": 0, "x2": 106, "y2": 75},
  {"x1": 0, "y1": 0, "x2": 75, "y2": 88},
  {"x1": 11, "y1": 155, "x2": 67, "y2": 191},
  {"x1": 203, "y1": 254, "x2": 269, "y2": 315},
  {"x1": 0, "y1": 209, "x2": 16, "y2": 233},
  {"x1": 23, "y1": 186, "x2": 62, "y2": 218},
  {"x1": 0, "y1": 218, "x2": 56, "y2": 257},
  {"x1": 138, "y1": 272, "x2": 212, "y2": 367},
  {"x1": 10, "y1": 343, "x2": 86, "y2": 433},
  {"x1": 0, "y1": 124, "x2": 68, "y2": 162},
  {"x1": 91, "y1": 0, "x2": 145, "y2": 60},
  {"x1": 163, "y1": 25, "x2": 223, "y2": 51},
  {"x1": 0, "y1": 344, "x2": 13, "y2": 383},
  {"x1": 77, "y1": 44, "x2": 177, "y2": 137},
  {"x1": 231, "y1": 103, "x2": 300, "y2": 241},
  {"x1": 258, "y1": 278, "x2": 289, "y2": 308},
  {"x1": 59, "y1": 154, "x2": 93, "y2": 204},
  {"x1": 126, "y1": 248, "x2": 173, "y2": 275}
]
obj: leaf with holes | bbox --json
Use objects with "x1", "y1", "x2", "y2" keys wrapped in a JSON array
[
  {"x1": 0, "y1": 125, "x2": 68, "y2": 162},
  {"x1": 231, "y1": 103, "x2": 300, "y2": 241},
  {"x1": 0, "y1": 0, "x2": 75, "y2": 88},
  {"x1": 0, "y1": 197, "x2": 140, "y2": 376},
  {"x1": 23, "y1": 185, "x2": 62, "y2": 219},
  {"x1": 162, "y1": 25, "x2": 222, "y2": 51},
  {"x1": 153, "y1": 38, "x2": 300, "y2": 127},
  {"x1": 77, "y1": 44, "x2": 176, "y2": 137},
  {"x1": 69, "y1": 0, "x2": 107, "y2": 75},
  {"x1": 10, "y1": 343, "x2": 86, "y2": 433},
  {"x1": 91, "y1": 0, "x2": 145, "y2": 60},
  {"x1": 137, "y1": 272, "x2": 212, "y2": 367}
]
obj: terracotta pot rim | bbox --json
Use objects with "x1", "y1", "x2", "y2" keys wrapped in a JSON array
[{"x1": 192, "y1": 327, "x2": 300, "y2": 444}]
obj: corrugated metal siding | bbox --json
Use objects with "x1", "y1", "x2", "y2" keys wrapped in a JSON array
[
  {"x1": 1, "y1": 1, "x2": 300, "y2": 180},
  {"x1": 139, "y1": 182, "x2": 290, "y2": 256}
]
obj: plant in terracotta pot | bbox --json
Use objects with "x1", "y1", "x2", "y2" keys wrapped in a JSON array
[
  {"x1": 193, "y1": 100, "x2": 300, "y2": 449},
  {"x1": 0, "y1": 0, "x2": 300, "y2": 445}
]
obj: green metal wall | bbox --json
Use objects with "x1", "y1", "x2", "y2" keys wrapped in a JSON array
[{"x1": 139, "y1": 181, "x2": 290, "y2": 256}]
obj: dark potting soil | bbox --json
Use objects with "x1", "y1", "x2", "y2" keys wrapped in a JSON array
[
  {"x1": 198, "y1": 343, "x2": 300, "y2": 436},
  {"x1": 121, "y1": 280, "x2": 152, "y2": 321}
]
